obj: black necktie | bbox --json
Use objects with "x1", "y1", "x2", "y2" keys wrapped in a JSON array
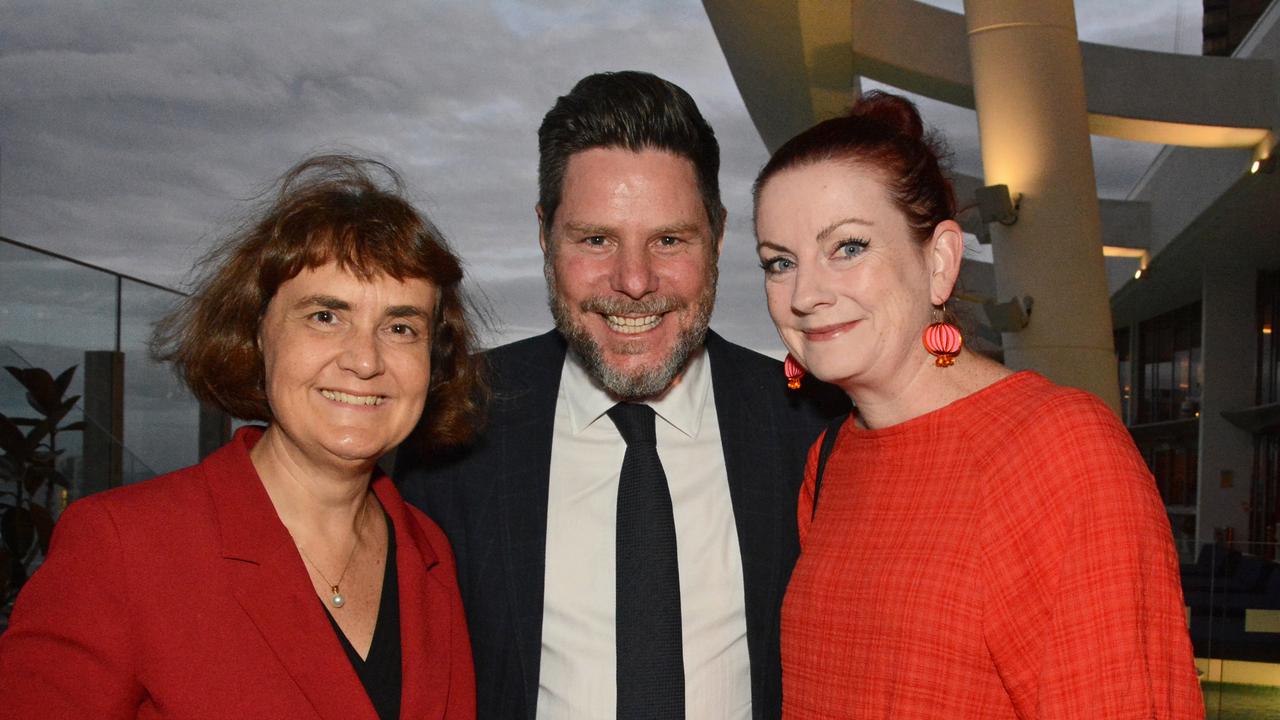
[{"x1": 608, "y1": 402, "x2": 684, "y2": 719}]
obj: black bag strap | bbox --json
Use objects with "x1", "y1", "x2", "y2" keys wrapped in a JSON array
[{"x1": 811, "y1": 414, "x2": 848, "y2": 521}]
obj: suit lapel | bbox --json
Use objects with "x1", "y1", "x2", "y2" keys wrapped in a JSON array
[
  {"x1": 495, "y1": 331, "x2": 566, "y2": 716},
  {"x1": 207, "y1": 429, "x2": 379, "y2": 720},
  {"x1": 374, "y1": 476, "x2": 453, "y2": 719},
  {"x1": 706, "y1": 331, "x2": 785, "y2": 575},
  {"x1": 705, "y1": 332, "x2": 788, "y2": 710}
]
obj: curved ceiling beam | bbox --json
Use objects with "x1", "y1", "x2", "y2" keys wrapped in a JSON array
[
  {"x1": 702, "y1": 1, "x2": 859, "y2": 152},
  {"x1": 702, "y1": 1, "x2": 818, "y2": 153},
  {"x1": 705, "y1": 0, "x2": 1275, "y2": 153}
]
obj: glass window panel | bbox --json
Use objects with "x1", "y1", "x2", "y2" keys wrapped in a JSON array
[
  {"x1": 1, "y1": 240, "x2": 196, "y2": 500},
  {"x1": 1259, "y1": 271, "x2": 1280, "y2": 405},
  {"x1": 0, "y1": 241, "x2": 120, "y2": 502},
  {"x1": 119, "y1": 279, "x2": 198, "y2": 481}
]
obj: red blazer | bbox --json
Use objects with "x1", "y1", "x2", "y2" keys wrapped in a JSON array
[{"x1": 0, "y1": 427, "x2": 475, "y2": 719}]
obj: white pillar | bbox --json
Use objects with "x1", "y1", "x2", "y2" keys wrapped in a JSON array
[
  {"x1": 964, "y1": 0, "x2": 1121, "y2": 411},
  {"x1": 1197, "y1": 263, "x2": 1256, "y2": 550}
]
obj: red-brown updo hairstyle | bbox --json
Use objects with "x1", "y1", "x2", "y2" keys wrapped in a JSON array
[{"x1": 752, "y1": 90, "x2": 956, "y2": 243}]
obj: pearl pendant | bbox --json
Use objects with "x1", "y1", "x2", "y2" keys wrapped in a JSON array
[{"x1": 331, "y1": 592, "x2": 345, "y2": 608}]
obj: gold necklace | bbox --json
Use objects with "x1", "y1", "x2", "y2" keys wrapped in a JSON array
[{"x1": 296, "y1": 499, "x2": 370, "y2": 609}]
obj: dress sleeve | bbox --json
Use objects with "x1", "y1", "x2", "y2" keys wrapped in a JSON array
[
  {"x1": 0, "y1": 498, "x2": 143, "y2": 717},
  {"x1": 981, "y1": 394, "x2": 1202, "y2": 719}
]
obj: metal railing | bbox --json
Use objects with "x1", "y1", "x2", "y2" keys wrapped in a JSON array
[{"x1": 0, "y1": 236, "x2": 200, "y2": 491}]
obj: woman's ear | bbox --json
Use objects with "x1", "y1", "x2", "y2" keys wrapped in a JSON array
[{"x1": 927, "y1": 219, "x2": 965, "y2": 305}]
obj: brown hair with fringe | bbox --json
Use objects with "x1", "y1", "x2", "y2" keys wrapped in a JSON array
[{"x1": 152, "y1": 154, "x2": 486, "y2": 450}]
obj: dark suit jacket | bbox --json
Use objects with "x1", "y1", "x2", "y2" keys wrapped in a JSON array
[
  {"x1": 396, "y1": 330, "x2": 848, "y2": 719},
  {"x1": 0, "y1": 426, "x2": 475, "y2": 720}
]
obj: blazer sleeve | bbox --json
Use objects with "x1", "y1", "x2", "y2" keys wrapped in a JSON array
[{"x1": 0, "y1": 497, "x2": 144, "y2": 718}]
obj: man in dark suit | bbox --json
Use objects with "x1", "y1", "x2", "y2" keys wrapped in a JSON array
[{"x1": 396, "y1": 70, "x2": 846, "y2": 720}]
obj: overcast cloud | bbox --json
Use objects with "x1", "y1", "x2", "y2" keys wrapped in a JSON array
[{"x1": 1, "y1": 0, "x2": 1202, "y2": 354}]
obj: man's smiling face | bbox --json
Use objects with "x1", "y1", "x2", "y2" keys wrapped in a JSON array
[{"x1": 540, "y1": 146, "x2": 720, "y2": 399}]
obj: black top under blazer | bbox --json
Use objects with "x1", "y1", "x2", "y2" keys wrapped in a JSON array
[{"x1": 395, "y1": 329, "x2": 848, "y2": 720}]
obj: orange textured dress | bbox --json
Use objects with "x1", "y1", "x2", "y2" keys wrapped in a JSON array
[{"x1": 781, "y1": 372, "x2": 1203, "y2": 719}]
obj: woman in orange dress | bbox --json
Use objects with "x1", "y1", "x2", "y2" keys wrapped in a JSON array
[{"x1": 753, "y1": 91, "x2": 1203, "y2": 719}]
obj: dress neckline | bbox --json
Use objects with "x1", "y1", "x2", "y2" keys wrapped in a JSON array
[{"x1": 844, "y1": 370, "x2": 1042, "y2": 440}]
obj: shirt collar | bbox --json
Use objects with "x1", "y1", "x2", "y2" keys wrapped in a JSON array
[{"x1": 561, "y1": 344, "x2": 711, "y2": 439}]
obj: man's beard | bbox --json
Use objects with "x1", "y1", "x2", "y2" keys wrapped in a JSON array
[{"x1": 546, "y1": 259, "x2": 717, "y2": 400}]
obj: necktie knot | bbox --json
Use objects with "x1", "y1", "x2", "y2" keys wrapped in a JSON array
[{"x1": 607, "y1": 403, "x2": 657, "y2": 446}]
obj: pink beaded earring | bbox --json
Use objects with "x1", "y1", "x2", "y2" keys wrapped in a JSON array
[{"x1": 784, "y1": 353, "x2": 806, "y2": 390}]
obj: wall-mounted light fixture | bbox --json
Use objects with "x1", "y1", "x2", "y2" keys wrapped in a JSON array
[
  {"x1": 982, "y1": 295, "x2": 1033, "y2": 333},
  {"x1": 1102, "y1": 246, "x2": 1150, "y2": 280},
  {"x1": 975, "y1": 184, "x2": 1021, "y2": 226},
  {"x1": 971, "y1": 184, "x2": 1022, "y2": 244},
  {"x1": 1252, "y1": 134, "x2": 1277, "y2": 174}
]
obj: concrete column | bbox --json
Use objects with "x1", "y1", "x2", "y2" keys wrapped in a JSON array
[
  {"x1": 82, "y1": 350, "x2": 124, "y2": 495},
  {"x1": 1196, "y1": 263, "x2": 1256, "y2": 549},
  {"x1": 964, "y1": 0, "x2": 1121, "y2": 411}
]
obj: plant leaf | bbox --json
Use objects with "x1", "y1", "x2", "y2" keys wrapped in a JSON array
[
  {"x1": 22, "y1": 470, "x2": 44, "y2": 495},
  {"x1": 60, "y1": 421, "x2": 87, "y2": 433},
  {"x1": 23, "y1": 419, "x2": 52, "y2": 453},
  {"x1": 27, "y1": 462, "x2": 57, "y2": 477},
  {"x1": 29, "y1": 504, "x2": 54, "y2": 555},
  {"x1": 8, "y1": 367, "x2": 59, "y2": 416},
  {"x1": 54, "y1": 366, "x2": 77, "y2": 397},
  {"x1": 47, "y1": 470, "x2": 69, "y2": 489},
  {"x1": 0, "y1": 415, "x2": 27, "y2": 458},
  {"x1": 1, "y1": 506, "x2": 36, "y2": 556},
  {"x1": 0, "y1": 547, "x2": 11, "y2": 602},
  {"x1": 45, "y1": 396, "x2": 78, "y2": 426},
  {"x1": 28, "y1": 369, "x2": 60, "y2": 413}
]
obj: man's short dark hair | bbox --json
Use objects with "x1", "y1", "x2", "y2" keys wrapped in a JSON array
[{"x1": 537, "y1": 70, "x2": 725, "y2": 241}]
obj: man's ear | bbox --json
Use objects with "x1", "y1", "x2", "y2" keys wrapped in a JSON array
[
  {"x1": 536, "y1": 204, "x2": 549, "y2": 254},
  {"x1": 927, "y1": 219, "x2": 965, "y2": 305},
  {"x1": 714, "y1": 207, "x2": 727, "y2": 257}
]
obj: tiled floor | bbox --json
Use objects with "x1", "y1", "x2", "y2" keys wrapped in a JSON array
[{"x1": 1202, "y1": 683, "x2": 1280, "y2": 719}]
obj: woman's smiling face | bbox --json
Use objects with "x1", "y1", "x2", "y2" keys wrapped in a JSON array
[
  {"x1": 256, "y1": 262, "x2": 437, "y2": 467},
  {"x1": 755, "y1": 160, "x2": 954, "y2": 393}
]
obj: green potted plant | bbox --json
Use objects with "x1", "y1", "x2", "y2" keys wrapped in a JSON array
[{"x1": 0, "y1": 365, "x2": 84, "y2": 620}]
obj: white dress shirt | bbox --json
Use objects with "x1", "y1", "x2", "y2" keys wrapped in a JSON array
[{"x1": 536, "y1": 347, "x2": 753, "y2": 719}]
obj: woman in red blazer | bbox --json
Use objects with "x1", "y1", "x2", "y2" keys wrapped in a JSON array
[{"x1": 0, "y1": 155, "x2": 483, "y2": 719}]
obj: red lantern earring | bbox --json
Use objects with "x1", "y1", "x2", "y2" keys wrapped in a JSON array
[
  {"x1": 922, "y1": 306, "x2": 963, "y2": 367},
  {"x1": 784, "y1": 353, "x2": 806, "y2": 390}
]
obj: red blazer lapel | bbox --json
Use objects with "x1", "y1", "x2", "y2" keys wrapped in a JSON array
[
  {"x1": 206, "y1": 428, "x2": 380, "y2": 720},
  {"x1": 374, "y1": 476, "x2": 455, "y2": 719}
]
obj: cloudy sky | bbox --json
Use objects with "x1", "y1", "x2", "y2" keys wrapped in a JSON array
[{"x1": 1, "y1": 0, "x2": 1204, "y2": 354}]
